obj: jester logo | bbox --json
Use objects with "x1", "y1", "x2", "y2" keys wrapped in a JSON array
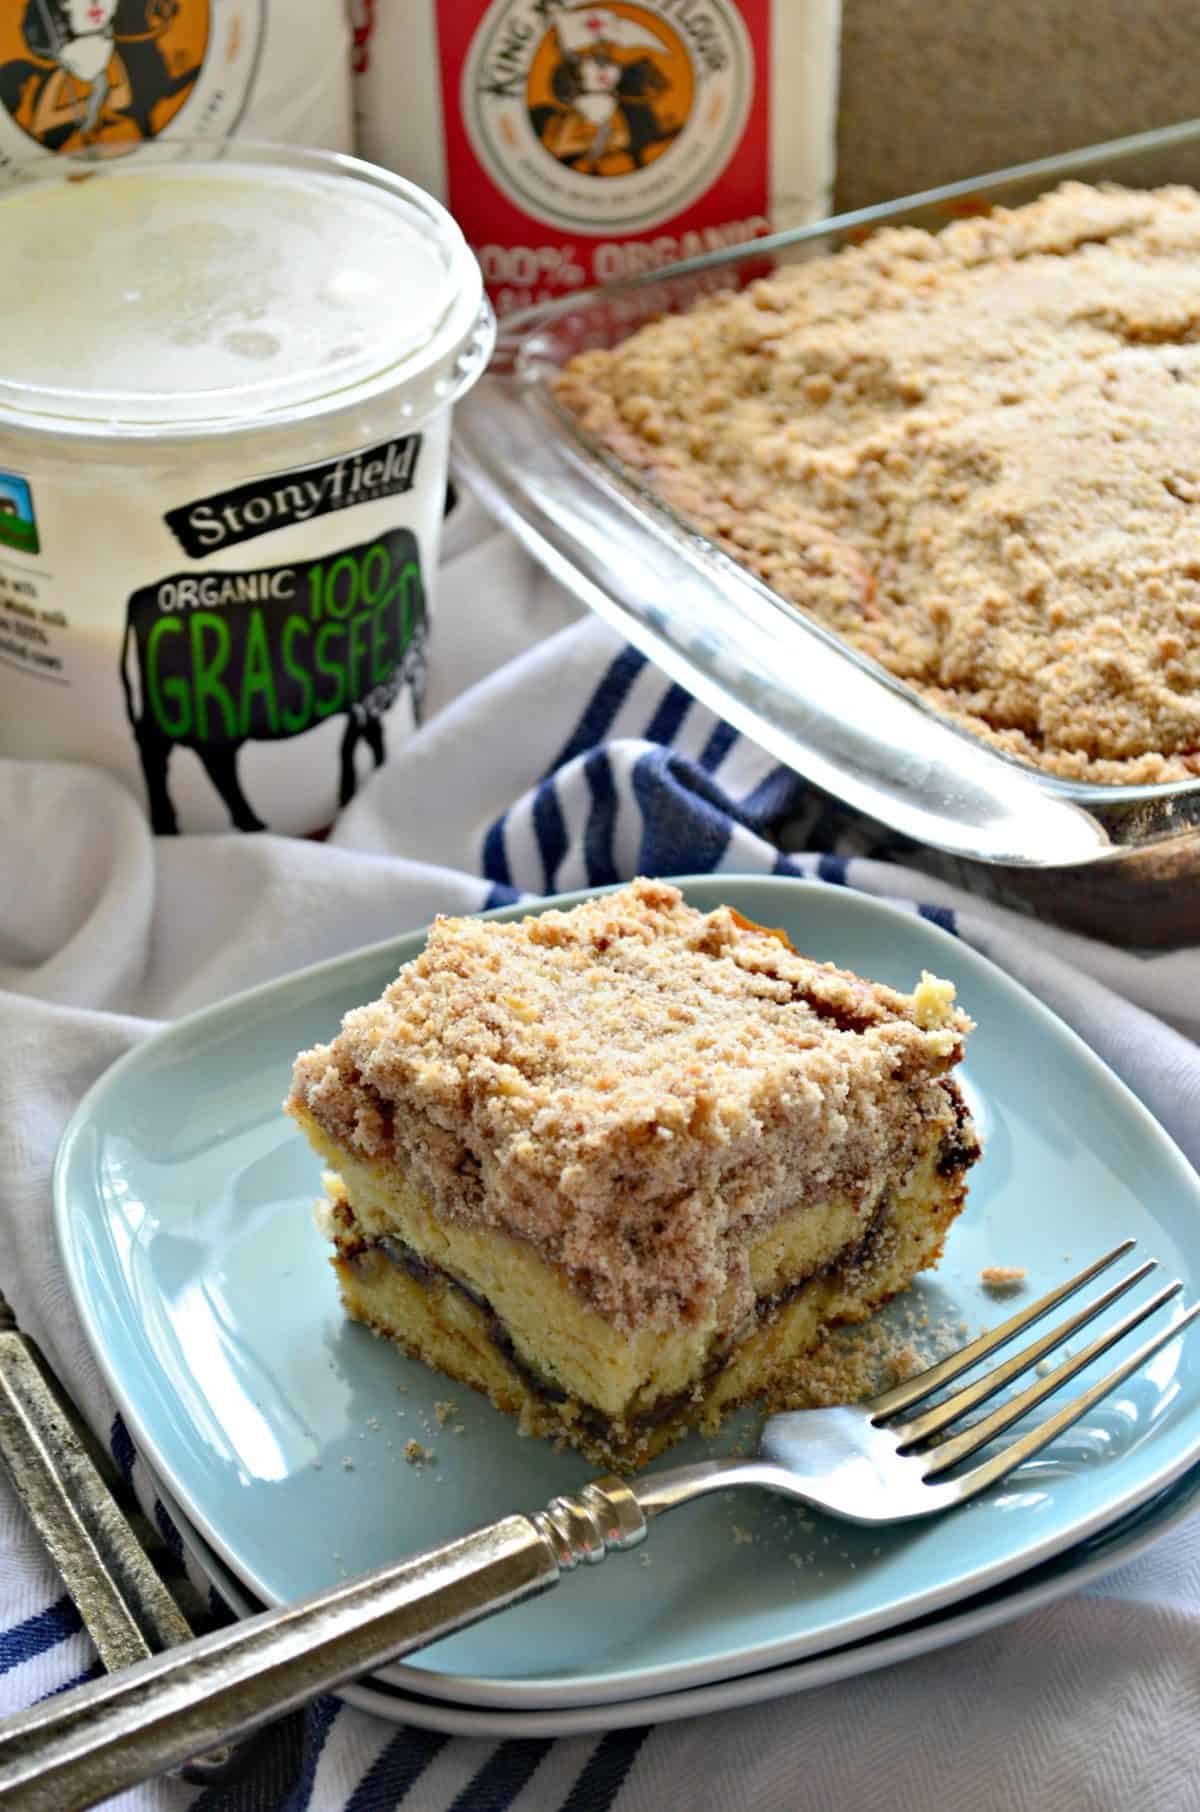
[
  {"x1": 528, "y1": 6, "x2": 688, "y2": 178},
  {"x1": 0, "y1": 1, "x2": 258, "y2": 157},
  {"x1": 465, "y1": 0, "x2": 751, "y2": 236}
]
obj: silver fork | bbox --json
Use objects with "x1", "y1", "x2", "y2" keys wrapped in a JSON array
[
  {"x1": 0, "y1": 1287, "x2": 255, "y2": 1788},
  {"x1": 0, "y1": 1241, "x2": 1195, "y2": 1812}
]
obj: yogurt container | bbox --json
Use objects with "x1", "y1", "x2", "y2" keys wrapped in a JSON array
[{"x1": 0, "y1": 141, "x2": 493, "y2": 835}]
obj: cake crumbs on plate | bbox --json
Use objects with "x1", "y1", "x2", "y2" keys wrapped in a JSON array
[
  {"x1": 730, "y1": 1523, "x2": 755, "y2": 1546},
  {"x1": 433, "y1": 1400, "x2": 459, "y2": 1426},
  {"x1": 771, "y1": 1300, "x2": 971, "y2": 1411},
  {"x1": 981, "y1": 1266, "x2": 1028, "y2": 1293},
  {"x1": 888, "y1": 1342, "x2": 923, "y2": 1383},
  {"x1": 404, "y1": 1439, "x2": 434, "y2": 1465}
]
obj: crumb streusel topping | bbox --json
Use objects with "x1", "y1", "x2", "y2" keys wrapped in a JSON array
[
  {"x1": 555, "y1": 183, "x2": 1200, "y2": 785},
  {"x1": 289, "y1": 880, "x2": 973, "y2": 1331}
]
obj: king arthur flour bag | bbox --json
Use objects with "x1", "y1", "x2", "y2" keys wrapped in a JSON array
[
  {"x1": 354, "y1": 1, "x2": 841, "y2": 314},
  {"x1": 0, "y1": 1, "x2": 352, "y2": 180}
]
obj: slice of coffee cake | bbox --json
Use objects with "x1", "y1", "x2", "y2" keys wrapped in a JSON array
[{"x1": 288, "y1": 880, "x2": 980, "y2": 1468}]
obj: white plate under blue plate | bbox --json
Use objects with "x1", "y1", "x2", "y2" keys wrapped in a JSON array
[
  {"x1": 55, "y1": 877, "x2": 1200, "y2": 1709},
  {"x1": 154, "y1": 1459, "x2": 1200, "y2": 1734}
]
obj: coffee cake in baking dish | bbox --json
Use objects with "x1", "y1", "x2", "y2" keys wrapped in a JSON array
[
  {"x1": 555, "y1": 183, "x2": 1200, "y2": 787},
  {"x1": 287, "y1": 880, "x2": 980, "y2": 1468}
]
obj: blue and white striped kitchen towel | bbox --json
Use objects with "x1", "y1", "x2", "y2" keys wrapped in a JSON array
[{"x1": 1, "y1": 494, "x2": 1198, "y2": 1811}]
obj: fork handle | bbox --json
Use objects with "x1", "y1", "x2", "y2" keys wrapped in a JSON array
[{"x1": 0, "y1": 1478, "x2": 646, "y2": 1812}]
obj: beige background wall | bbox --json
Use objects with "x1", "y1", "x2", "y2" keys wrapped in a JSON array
[{"x1": 835, "y1": 0, "x2": 1200, "y2": 210}]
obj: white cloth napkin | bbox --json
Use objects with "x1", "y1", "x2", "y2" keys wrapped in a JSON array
[{"x1": 1, "y1": 495, "x2": 1198, "y2": 1811}]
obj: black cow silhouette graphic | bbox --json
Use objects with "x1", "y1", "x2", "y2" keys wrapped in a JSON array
[{"x1": 120, "y1": 529, "x2": 427, "y2": 835}]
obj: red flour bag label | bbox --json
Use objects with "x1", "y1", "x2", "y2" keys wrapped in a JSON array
[
  {"x1": 355, "y1": 2, "x2": 839, "y2": 315},
  {"x1": 446, "y1": 1, "x2": 769, "y2": 308}
]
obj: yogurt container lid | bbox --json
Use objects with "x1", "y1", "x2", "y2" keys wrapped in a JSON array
[{"x1": 0, "y1": 143, "x2": 492, "y2": 442}]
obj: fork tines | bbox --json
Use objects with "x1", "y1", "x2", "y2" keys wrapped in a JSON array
[{"x1": 873, "y1": 1241, "x2": 1199, "y2": 1501}]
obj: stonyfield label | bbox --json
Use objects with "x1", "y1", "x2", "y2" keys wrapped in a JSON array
[
  {"x1": 165, "y1": 436, "x2": 424, "y2": 557},
  {"x1": 122, "y1": 527, "x2": 428, "y2": 834}
]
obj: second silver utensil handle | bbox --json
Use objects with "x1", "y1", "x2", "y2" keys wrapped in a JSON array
[{"x1": 0, "y1": 1477, "x2": 647, "y2": 1812}]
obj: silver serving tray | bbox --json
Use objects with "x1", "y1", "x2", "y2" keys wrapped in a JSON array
[{"x1": 453, "y1": 121, "x2": 1200, "y2": 944}]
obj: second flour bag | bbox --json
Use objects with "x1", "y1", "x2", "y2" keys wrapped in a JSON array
[
  {"x1": 0, "y1": 1, "x2": 353, "y2": 178},
  {"x1": 354, "y1": 1, "x2": 842, "y2": 314}
]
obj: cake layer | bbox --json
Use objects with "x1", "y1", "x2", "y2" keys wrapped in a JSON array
[
  {"x1": 302, "y1": 1096, "x2": 972, "y2": 1426},
  {"x1": 322, "y1": 1140, "x2": 969, "y2": 1469},
  {"x1": 289, "y1": 880, "x2": 973, "y2": 1341},
  {"x1": 289, "y1": 883, "x2": 981, "y2": 1465}
]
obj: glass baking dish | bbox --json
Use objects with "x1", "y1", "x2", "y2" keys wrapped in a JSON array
[{"x1": 452, "y1": 121, "x2": 1200, "y2": 944}]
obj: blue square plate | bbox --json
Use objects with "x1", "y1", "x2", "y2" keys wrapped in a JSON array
[
  {"x1": 150, "y1": 1458, "x2": 1200, "y2": 1734},
  {"x1": 54, "y1": 877, "x2": 1200, "y2": 1709}
]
